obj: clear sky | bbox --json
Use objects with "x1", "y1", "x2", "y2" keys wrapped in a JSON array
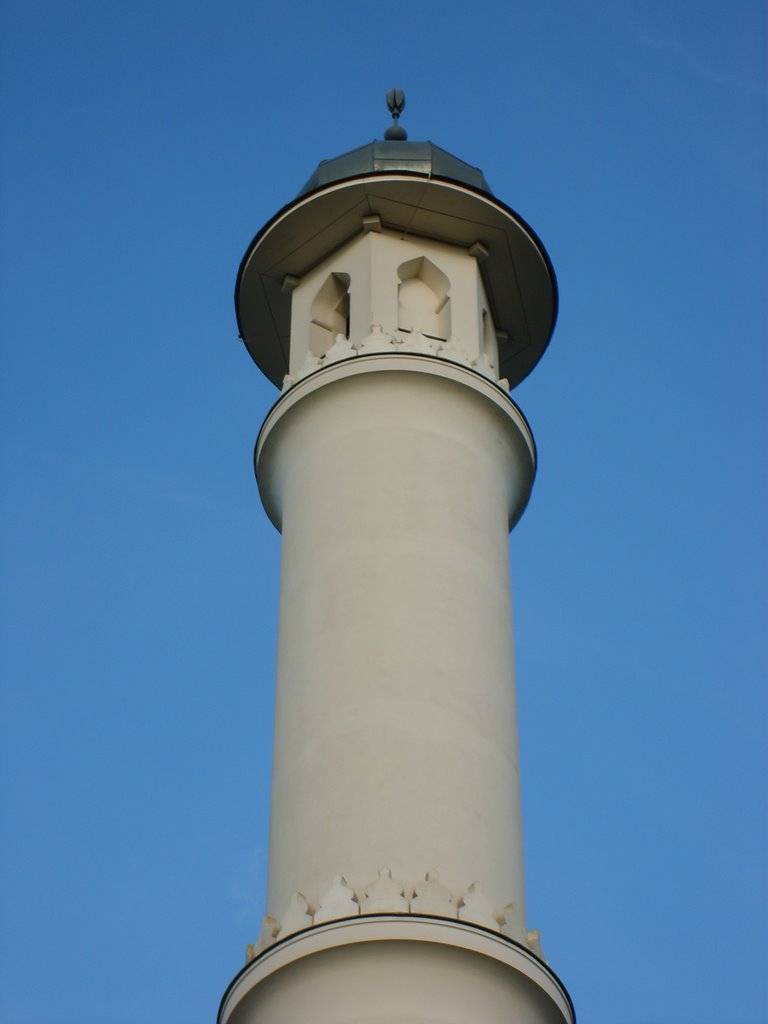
[{"x1": 0, "y1": 2, "x2": 765, "y2": 1022}]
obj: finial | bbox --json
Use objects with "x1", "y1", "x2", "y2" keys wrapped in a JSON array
[{"x1": 384, "y1": 88, "x2": 407, "y2": 141}]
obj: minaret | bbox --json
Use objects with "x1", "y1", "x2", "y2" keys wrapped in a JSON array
[{"x1": 218, "y1": 93, "x2": 575, "y2": 1024}]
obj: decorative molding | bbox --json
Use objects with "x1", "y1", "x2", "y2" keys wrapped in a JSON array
[
  {"x1": 457, "y1": 882, "x2": 499, "y2": 931},
  {"x1": 314, "y1": 875, "x2": 359, "y2": 924},
  {"x1": 276, "y1": 892, "x2": 312, "y2": 939},
  {"x1": 324, "y1": 333, "x2": 357, "y2": 366},
  {"x1": 500, "y1": 903, "x2": 526, "y2": 944},
  {"x1": 411, "y1": 871, "x2": 455, "y2": 918},
  {"x1": 356, "y1": 323, "x2": 395, "y2": 355},
  {"x1": 437, "y1": 336, "x2": 475, "y2": 369},
  {"x1": 283, "y1": 325, "x2": 506, "y2": 392},
  {"x1": 399, "y1": 329, "x2": 439, "y2": 355},
  {"x1": 361, "y1": 867, "x2": 409, "y2": 913},
  {"x1": 362, "y1": 214, "x2": 382, "y2": 233},
  {"x1": 468, "y1": 241, "x2": 489, "y2": 262},
  {"x1": 526, "y1": 928, "x2": 545, "y2": 960},
  {"x1": 296, "y1": 351, "x2": 322, "y2": 382},
  {"x1": 260, "y1": 915, "x2": 279, "y2": 945},
  {"x1": 473, "y1": 351, "x2": 497, "y2": 381},
  {"x1": 253, "y1": 874, "x2": 528, "y2": 954}
]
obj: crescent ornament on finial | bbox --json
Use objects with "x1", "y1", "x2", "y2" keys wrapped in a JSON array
[{"x1": 384, "y1": 88, "x2": 407, "y2": 141}]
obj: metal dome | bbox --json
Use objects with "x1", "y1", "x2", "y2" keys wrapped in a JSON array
[
  {"x1": 298, "y1": 139, "x2": 493, "y2": 197},
  {"x1": 236, "y1": 125, "x2": 557, "y2": 391}
]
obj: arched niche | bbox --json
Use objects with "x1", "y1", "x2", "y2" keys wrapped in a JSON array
[
  {"x1": 310, "y1": 273, "x2": 350, "y2": 357},
  {"x1": 397, "y1": 257, "x2": 451, "y2": 341}
]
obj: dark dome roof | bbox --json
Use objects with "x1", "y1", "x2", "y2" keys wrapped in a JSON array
[
  {"x1": 236, "y1": 132, "x2": 557, "y2": 392},
  {"x1": 298, "y1": 140, "x2": 493, "y2": 197}
]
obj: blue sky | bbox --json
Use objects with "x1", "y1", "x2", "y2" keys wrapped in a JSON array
[{"x1": 0, "y1": 2, "x2": 765, "y2": 1022}]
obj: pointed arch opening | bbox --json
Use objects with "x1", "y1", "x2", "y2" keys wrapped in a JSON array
[
  {"x1": 397, "y1": 257, "x2": 451, "y2": 341},
  {"x1": 310, "y1": 273, "x2": 350, "y2": 357}
]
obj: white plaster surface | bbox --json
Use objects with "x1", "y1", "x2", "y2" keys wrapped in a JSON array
[
  {"x1": 221, "y1": 917, "x2": 573, "y2": 1024},
  {"x1": 288, "y1": 229, "x2": 499, "y2": 380},
  {"x1": 256, "y1": 355, "x2": 535, "y2": 941}
]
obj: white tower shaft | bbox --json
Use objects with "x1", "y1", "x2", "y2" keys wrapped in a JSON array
[{"x1": 257, "y1": 354, "x2": 534, "y2": 941}]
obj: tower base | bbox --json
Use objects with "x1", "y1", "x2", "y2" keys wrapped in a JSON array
[{"x1": 219, "y1": 916, "x2": 574, "y2": 1024}]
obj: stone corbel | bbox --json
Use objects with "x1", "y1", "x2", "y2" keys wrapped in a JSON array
[
  {"x1": 295, "y1": 351, "x2": 322, "y2": 382},
  {"x1": 411, "y1": 871, "x2": 456, "y2": 917},
  {"x1": 324, "y1": 333, "x2": 357, "y2": 366},
  {"x1": 314, "y1": 875, "x2": 360, "y2": 924},
  {"x1": 457, "y1": 882, "x2": 499, "y2": 931},
  {"x1": 472, "y1": 352, "x2": 498, "y2": 381},
  {"x1": 401, "y1": 329, "x2": 439, "y2": 355},
  {"x1": 361, "y1": 867, "x2": 409, "y2": 913},
  {"x1": 356, "y1": 324, "x2": 396, "y2": 355},
  {"x1": 276, "y1": 892, "x2": 313, "y2": 939},
  {"x1": 437, "y1": 336, "x2": 474, "y2": 368}
]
